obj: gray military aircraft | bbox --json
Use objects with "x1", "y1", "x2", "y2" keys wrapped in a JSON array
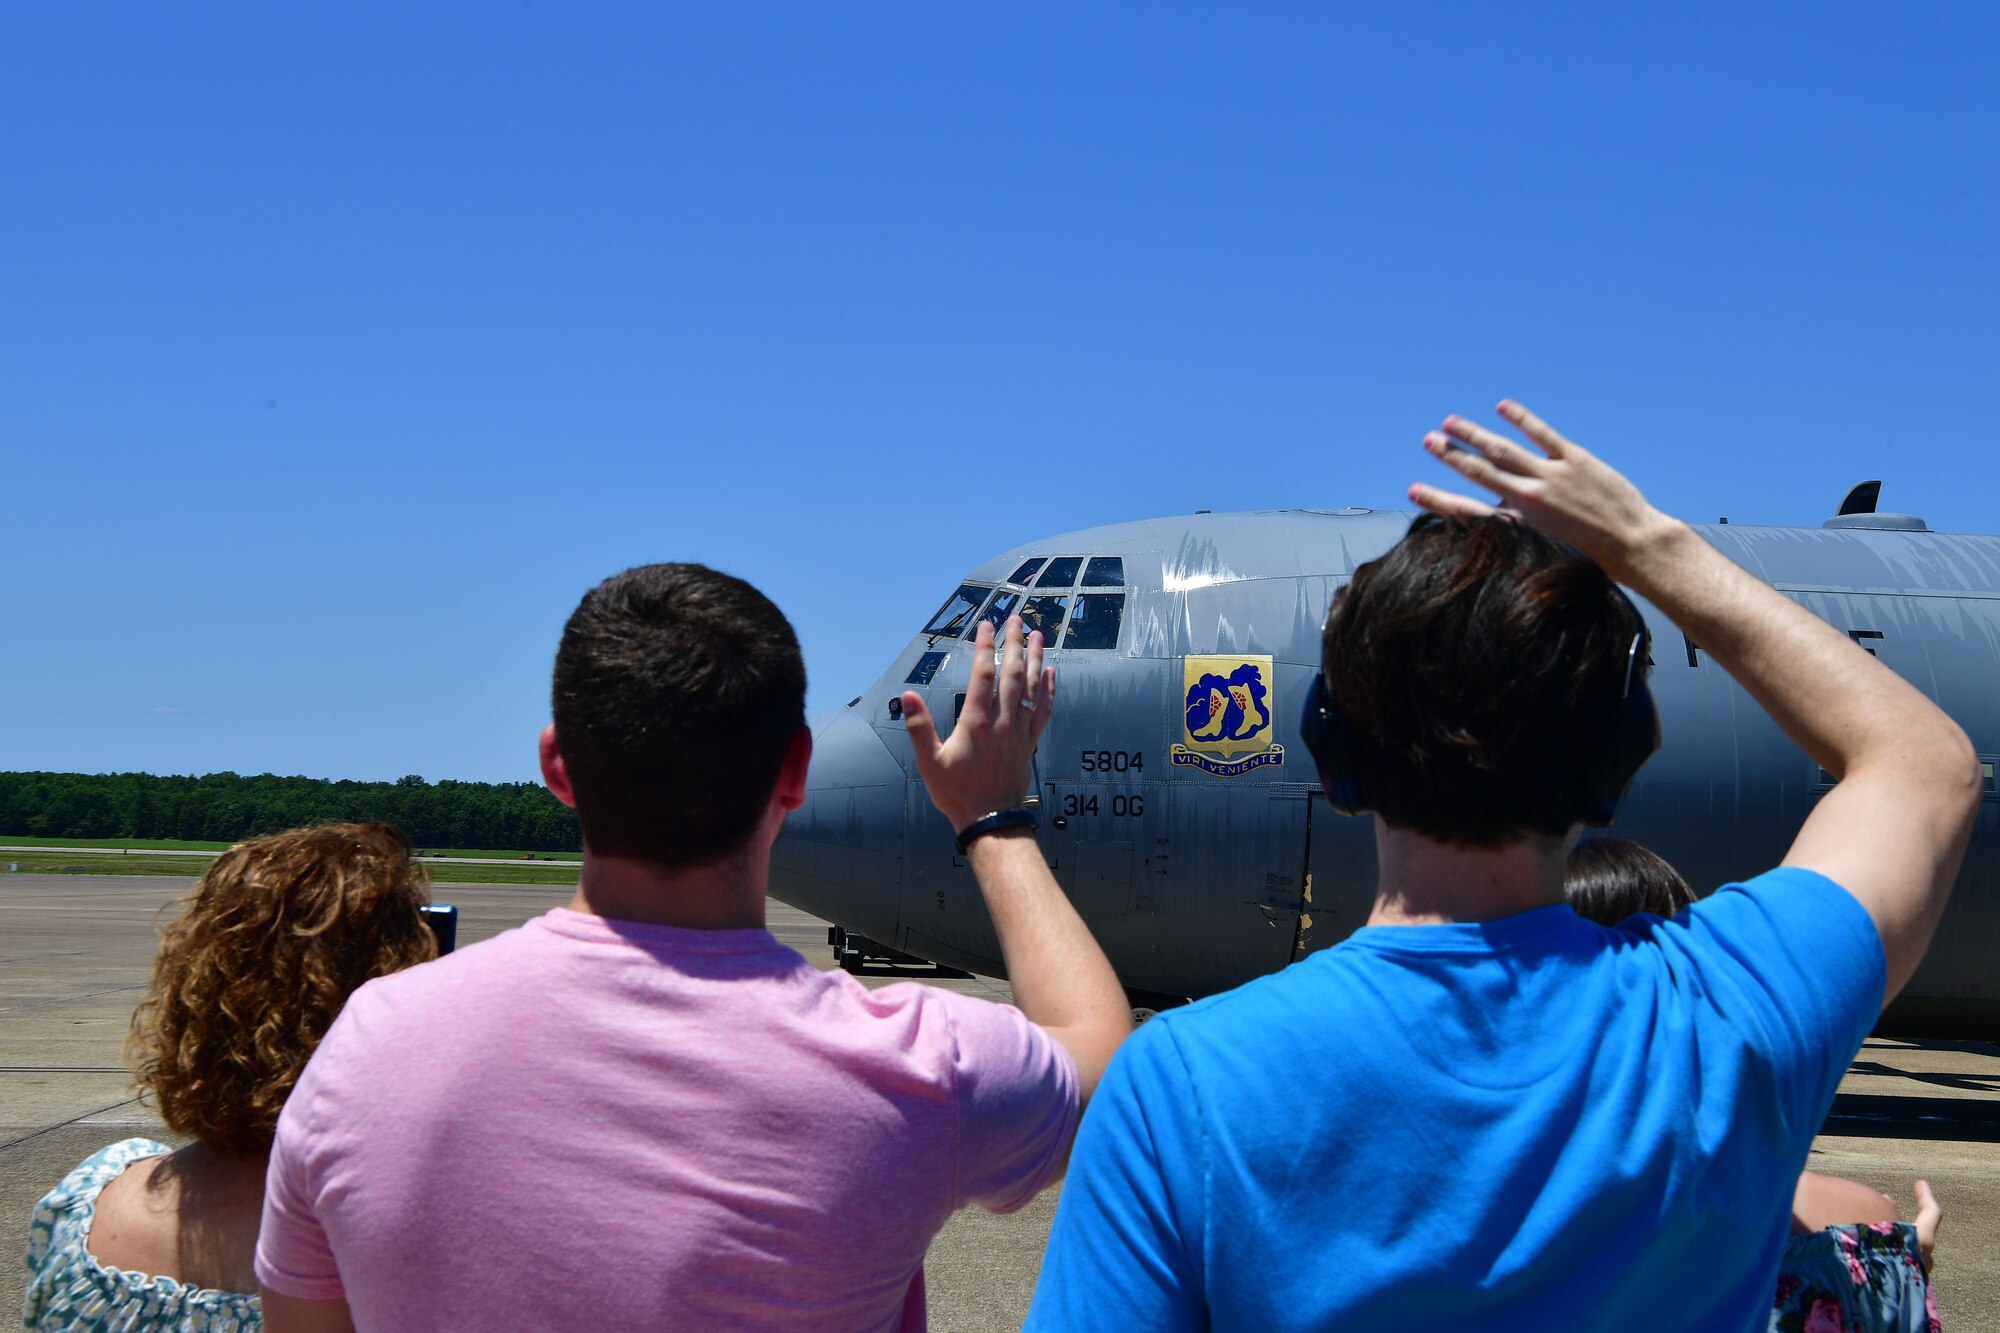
[{"x1": 770, "y1": 483, "x2": 2000, "y2": 1036}]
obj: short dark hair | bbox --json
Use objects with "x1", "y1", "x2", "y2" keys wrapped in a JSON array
[
  {"x1": 552, "y1": 563, "x2": 806, "y2": 868},
  {"x1": 1319, "y1": 514, "x2": 1647, "y2": 847},
  {"x1": 1566, "y1": 837, "x2": 1695, "y2": 923}
]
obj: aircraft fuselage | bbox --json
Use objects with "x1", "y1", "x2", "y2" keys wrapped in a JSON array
[{"x1": 772, "y1": 508, "x2": 2000, "y2": 1035}]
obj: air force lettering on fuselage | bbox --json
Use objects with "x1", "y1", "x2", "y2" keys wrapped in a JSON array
[{"x1": 771, "y1": 499, "x2": 2000, "y2": 1035}]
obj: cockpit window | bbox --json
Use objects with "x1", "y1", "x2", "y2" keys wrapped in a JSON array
[
  {"x1": 904, "y1": 651, "x2": 949, "y2": 686},
  {"x1": 961, "y1": 588, "x2": 1022, "y2": 639},
  {"x1": 1008, "y1": 558, "x2": 1046, "y2": 584},
  {"x1": 923, "y1": 583, "x2": 992, "y2": 637},
  {"x1": 1062, "y1": 593, "x2": 1125, "y2": 650},
  {"x1": 1082, "y1": 556, "x2": 1124, "y2": 587},
  {"x1": 1036, "y1": 556, "x2": 1083, "y2": 587},
  {"x1": 1020, "y1": 594, "x2": 1069, "y2": 641}
]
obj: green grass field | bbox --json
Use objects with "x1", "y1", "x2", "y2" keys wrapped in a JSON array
[
  {"x1": 0, "y1": 835, "x2": 580, "y2": 862},
  {"x1": 418, "y1": 847, "x2": 582, "y2": 862},
  {"x1": 0, "y1": 847, "x2": 581, "y2": 885},
  {"x1": 422, "y1": 862, "x2": 579, "y2": 886},
  {"x1": 0, "y1": 835, "x2": 234, "y2": 851},
  {"x1": 0, "y1": 851, "x2": 229, "y2": 877}
]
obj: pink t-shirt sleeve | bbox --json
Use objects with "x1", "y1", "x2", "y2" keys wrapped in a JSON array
[
  {"x1": 254, "y1": 1044, "x2": 347, "y2": 1299},
  {"x1": 945, "y1": 996, "x2": 1080, "y2": 1213}
]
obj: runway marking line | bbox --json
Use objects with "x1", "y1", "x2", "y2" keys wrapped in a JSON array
[{"x1": 0, "y1": 1094, "x2": 147, "y2": 1154}]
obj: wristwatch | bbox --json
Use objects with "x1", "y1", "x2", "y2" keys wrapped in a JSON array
[{"x1": 954, "y1": 807, "x2": 1040, "y2": 855}]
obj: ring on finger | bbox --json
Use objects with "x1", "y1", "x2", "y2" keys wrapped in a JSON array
[{"x1": 1019, "y1": 697, "x2": 1037, "y2": 711}]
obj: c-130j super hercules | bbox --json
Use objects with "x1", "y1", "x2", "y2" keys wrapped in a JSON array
[{"x1": 770, "y1": 482, "x2": 2000, "y2": 1036}]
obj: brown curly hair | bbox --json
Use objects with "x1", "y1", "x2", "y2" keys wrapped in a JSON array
[{"x1": 126, "y1": 822, "x2": 437, "y2": 1153}]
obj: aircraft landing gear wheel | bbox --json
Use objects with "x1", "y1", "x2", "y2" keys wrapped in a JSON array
[{"x1": 1124, "y1": 988, "x2": 1190, "y2": 1026}]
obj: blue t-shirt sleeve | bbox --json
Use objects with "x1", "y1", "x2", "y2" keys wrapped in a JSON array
[
  {"x1": 1024, "y1": 1018, "x2": 1207, "y2": 1333},
  {"x1": 1675, "y1": 865, "x2": 1886, "y2": 1137}
]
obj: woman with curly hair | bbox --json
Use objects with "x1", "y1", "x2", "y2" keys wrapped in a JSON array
[{"x1": 23, "y1": 823, "x2": 437, "y2": 1330}]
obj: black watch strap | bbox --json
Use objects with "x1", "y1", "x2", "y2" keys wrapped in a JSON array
[{"x1": 954, "y1": 807, "x2": 1039, "y2": 855}]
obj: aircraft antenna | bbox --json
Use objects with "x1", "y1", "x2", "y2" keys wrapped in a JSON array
[{"x1": 1837, "y1": 480, "x2": 1882, "y2": 516}]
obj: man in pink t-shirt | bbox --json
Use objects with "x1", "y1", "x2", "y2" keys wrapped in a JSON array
[{"x1": 256, "y1": 564, "x2": 1132, "y2": 1331}]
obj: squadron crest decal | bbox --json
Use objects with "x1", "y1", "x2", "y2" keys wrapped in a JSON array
[{"x1": 1171, "y1": 655, "x2": 1285, "y2": 777}]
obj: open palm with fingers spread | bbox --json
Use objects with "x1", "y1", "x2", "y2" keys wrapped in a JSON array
[
  {"x1": 1410, "y1": 400, "x2": 1677, "y2": 584},
  {"x1": 901, "y1": 616, "x2": 1055, "y2": 832}
]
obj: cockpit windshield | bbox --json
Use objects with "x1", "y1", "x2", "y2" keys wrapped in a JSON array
[
  {"x1": 923, "y1": 583, "x2": 992, "y2": 638},
  {"x1": 1020, "y1": 594, "x2": 1069, "y2": 641},
  {"x1": 1036, "y1": 556, "x2": 1083, "y2": 587},
  {"x1": 1008, "y1": 558, "x2": 1046, "y2": 584},
  {"x1": 1062, "y1": 593, "x2": 1125, "y2": 649},
  {"x1": 961, "y1": 589, "x2": 1021, "y2": 639},
  {"x1": 926, "y1": 557, "x2": 1128, "y2": 649}
]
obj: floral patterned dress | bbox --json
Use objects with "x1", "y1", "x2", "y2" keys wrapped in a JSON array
[
  {"x1": 22, "y1": 1137, "x2": 262, "y2": 1331},
  {"x1": 1772, "y1": 1221, "x2": 1941, "y2": 1333}
]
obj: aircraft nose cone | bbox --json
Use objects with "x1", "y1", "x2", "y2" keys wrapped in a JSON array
[{"x1": 770, "y1": 705, "x2": 906, "y2": 942}]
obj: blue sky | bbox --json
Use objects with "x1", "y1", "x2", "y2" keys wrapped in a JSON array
[{"x1": 4, "y1": 5, "x2": 1996, "y2": 785}]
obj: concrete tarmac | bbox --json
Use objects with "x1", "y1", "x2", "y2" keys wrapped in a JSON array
[{"x1": 6, "y1": 874, "x2": 1999, "y2": 1328}]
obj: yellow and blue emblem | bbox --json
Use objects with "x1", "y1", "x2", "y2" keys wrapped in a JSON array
[{"x1": 1171, "y1": 655, "x2": 1285, "y2": 777}]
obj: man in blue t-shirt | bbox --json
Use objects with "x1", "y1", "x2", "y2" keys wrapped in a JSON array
[{"x1": 1025, "y1": 401, "x2": 1981, "y2": 1331}]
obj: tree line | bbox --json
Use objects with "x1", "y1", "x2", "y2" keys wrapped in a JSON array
[{"x1": 0, "y1": 771, "x2": 582, "y2": 852}]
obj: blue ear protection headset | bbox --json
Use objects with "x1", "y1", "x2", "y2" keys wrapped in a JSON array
[{"x1": 1299, "y1": 589, "x2": 1662, "y2": 828}]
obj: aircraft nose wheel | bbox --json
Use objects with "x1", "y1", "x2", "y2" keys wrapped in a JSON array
[{"x1": 1124, "y1": 988, "x2": 1190, "y2": 1026}]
